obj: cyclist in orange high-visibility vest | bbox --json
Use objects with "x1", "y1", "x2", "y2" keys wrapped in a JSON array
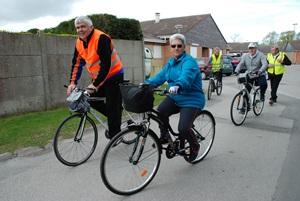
[{"x1": 67, "y1": 15, "x2": 124, "y2": 139}]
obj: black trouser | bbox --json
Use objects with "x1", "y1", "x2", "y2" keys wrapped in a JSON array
[
  {"x1": 268, "y1": 73, "x2": 283, "y2": 101},
  {"x1": 89, "y1": 73, "x2": 124, "y2": 138},
  {"x1": 157, "y1": 96, "x2": 201, "y2": 148},
  {"x1": 245, "y1": 75, "x2": 268, "y2": 104},
  {"x1": 209, "y1": 69, "x2": 223, "y2": 83}
]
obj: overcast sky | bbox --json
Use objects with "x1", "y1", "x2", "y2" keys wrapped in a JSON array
[{"x1": 0, "y1": 0, "x2": 299, "y2": 43}]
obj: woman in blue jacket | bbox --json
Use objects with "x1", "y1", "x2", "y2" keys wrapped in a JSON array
[{"x1": 146, "y1": 33, "x2": 205, "y2": 162}]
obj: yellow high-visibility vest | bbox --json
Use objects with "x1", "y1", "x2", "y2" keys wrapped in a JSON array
[{"x1": 267, "y1": 52, "x2": 285, "y2": 75}]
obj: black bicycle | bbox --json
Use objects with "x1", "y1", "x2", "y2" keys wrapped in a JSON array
[
  {"x1": 207, "y1": 70, "x2": 222, "y2": 100},
  {"x1": 53, "y1": 84, "x2": 144, "y2": 166},
  {"x1": 230, "y1": 71, "x2": 264, "y2": 126},
  {"x1": 100, "y1": 83, "x2": 216, "y2": 195}
]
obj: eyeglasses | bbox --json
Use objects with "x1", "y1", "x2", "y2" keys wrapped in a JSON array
[{"x1": 171, "y1": 44, "x2": 183, "y2": 48}]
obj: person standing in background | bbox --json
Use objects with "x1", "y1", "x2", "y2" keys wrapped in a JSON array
[{"x1": 267, "y1": 45, "x2": 292, "y2": 105}]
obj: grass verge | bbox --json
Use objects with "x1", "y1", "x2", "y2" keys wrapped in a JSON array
[{"x1": 0, "y1": 85, "x2": 167, "y2": 155}]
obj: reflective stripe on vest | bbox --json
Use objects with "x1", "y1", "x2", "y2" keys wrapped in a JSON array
[{"x1": 267, "y1": 52, "x2": 285, "y2": 75}]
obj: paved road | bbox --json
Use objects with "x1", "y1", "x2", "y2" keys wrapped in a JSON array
[{"x1": 0, "y1": 65, "x2": 299, "y2": 201}]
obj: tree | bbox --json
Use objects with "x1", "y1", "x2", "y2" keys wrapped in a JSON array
[
  {"x1": 261, "y1": 31, "x2": 279, "y2": 45},
  {"x1": 230, "y1": 34, "x2": 241, "y2": 42},
  {"x1": 277, "y1": 31, "x2": 294, "y2": 44},
  {"x1": 30, "y1": 14, "x2": 143, "y2": 40}
]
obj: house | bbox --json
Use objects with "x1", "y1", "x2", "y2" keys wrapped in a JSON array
[
  {"x1": 228, "y1": 42, "x2": 287, "y2": 57},
  {"x1": 140, "y1": 13, "x2": 228, "y2": 76},
  {"x1": 227, "y1": 42, "x2": 256, "y2": 55},
  {"x1": 284, "y1": 40, "x2": 300, "y2": 64}
]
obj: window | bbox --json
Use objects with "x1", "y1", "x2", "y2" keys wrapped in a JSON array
[
  {"x1": 153, "y1": 45, "x2": 162, "y2": 58},
  {"x1": 190, "y1": 46, "x2": 197, "y2": 58}
]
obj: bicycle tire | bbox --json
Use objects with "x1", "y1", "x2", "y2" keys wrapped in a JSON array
[
  {"x1": 183, "y1": 110, "x2": 216, "y2": 164},
  {"x1": 207, "y1": 79, "x2": 213, "y2": 100},
  {"x1": 253, "y1": 88, "x2": 264, "y2": 116},
  {"x1": 100, "y1": 127, "x2": 162, "y2": 195},
  {"x1": 53, "y1": 113, "x2": 98, "y2": 166},
  {"x1": 230, "y1": 91, "x2": 248, "y2": 126},
  {"x1": 216, "y1": 80, "x2": 222, "y2": 96}
]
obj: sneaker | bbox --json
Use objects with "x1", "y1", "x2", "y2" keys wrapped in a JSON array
[
  {"x1": 269, "y1": 99, "x2": 274, "y2": 105},
  {"x1": 260, "y1": 95, "x2": 265, "y2": 101},
  {"x1": 189, "y1": 144, "x2": 200, "y2": 163},
  {"x1": 160, "y1": 136, "x2": 169, "y2": 144},
  {"x1": 239, "y1": 108, "x2": 245, "y2": 114}
]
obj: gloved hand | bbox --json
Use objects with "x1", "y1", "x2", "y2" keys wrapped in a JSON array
[{"x1": 169, "y1": 86, "x2": 179, "y2": 94}]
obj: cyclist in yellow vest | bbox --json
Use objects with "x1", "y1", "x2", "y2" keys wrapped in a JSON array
[
  {"x1": 205, "y1": 47, "x2": 223, "y2": 86},
  {"x1": 67, "y1": 15, "x2": 125, "y2": 139},
  {"x1": 267, "y1": 45, "x2": 291, "y2": 105}
]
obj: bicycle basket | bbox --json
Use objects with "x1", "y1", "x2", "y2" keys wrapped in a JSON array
[
  {"x1": 119, "y1": 83, "x2": 154, "y2": 113},
  {"x1": 238, "y1": 73, "x2": 247, "y2": 84},
  {"x1": 66, "y1": 89, "x2": 89, "y2": 112}
]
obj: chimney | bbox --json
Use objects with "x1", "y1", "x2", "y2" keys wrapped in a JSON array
[{"x1": 155, "y1": 12, "x2": 160, "y2": 23}]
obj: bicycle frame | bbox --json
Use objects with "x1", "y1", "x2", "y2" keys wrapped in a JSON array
[
  {"x1": 239, "y1": 81, "x2": 260, "y2": 108},
  {"x1": 88, "y1": 107, "x2": 109, "y2": 130}
]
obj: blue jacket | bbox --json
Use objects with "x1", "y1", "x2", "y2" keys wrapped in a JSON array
[{"x1": 146, "y1": 51, "x2": 205, "y2": 109}]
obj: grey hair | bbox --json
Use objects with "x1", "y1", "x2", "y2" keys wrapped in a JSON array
[
  {"x1": 169, "y1": 34, "x2": 186, "y2": 46},
  {"x1": 74, "y1": 16, "x2": 93, "y2": 26},
  {"x1": 271, "y1": 45, "x2": 279, "y2": 52}
]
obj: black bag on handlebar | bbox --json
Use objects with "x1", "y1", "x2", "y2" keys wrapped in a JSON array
[{"x1": 119, "y1": 83, "x2": 154, "y2": 113}]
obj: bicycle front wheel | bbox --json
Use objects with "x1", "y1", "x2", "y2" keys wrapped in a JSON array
[
  {"x1": 230, "y1": 91, "x2": 248, "y2": 126},
  {"x1": 253, "y1": 88, "x2": 264, "y2": 116},
  {"x1": 120, "y1": 112, "x2": 146, "y2": 144},
  {"x1": 53, "y1": 113, "x2": 98, "y2": 166},
  {"x1": 100, "y1": 127, "x2": 162, "y2": 195},
  {"x1": 216, "y1": 80, "x2": 222, "y2": 96},
  {"x1": 207, "y1": 79, "x2": 213, "y2": 100},
  {"x1": 185, "y1": 110, "x2": 216, "y2": 164}
]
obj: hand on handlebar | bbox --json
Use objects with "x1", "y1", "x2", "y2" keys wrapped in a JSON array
[
  {"x1": 256, "y1": 71, "x2": 262, "y2": 77},
  {"x1": 169, "y1": 86, "x2": 179, "y2": 94},
  {"x1": 67, "y1": 84, "x2": 76, "y2": 95},
  {"x1": 87, "y1": 83, "x2": 98, "y2": 94}
]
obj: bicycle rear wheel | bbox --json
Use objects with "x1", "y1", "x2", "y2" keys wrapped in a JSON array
[
  {"x1": 216, "y1": 80, "x2": 222, "y2": 95},
  {"x1": 53, "y1": 113, "x2": 98, "y2": 166},
  {"x1": 207, "y1": 79, "x2": 213, "y2": 100},
  {"x1": 100, "y1": 127, "x2": 162, "y2": 195},
  {"x1": 184, "y1": 110, "x2": 216, "y2": 164},
  {"x1": 230, "y1": 91, "x2": 248, "y2": 126},
  {"x1": 253, "y1": 88, "x2": 264, "y2": 116}
]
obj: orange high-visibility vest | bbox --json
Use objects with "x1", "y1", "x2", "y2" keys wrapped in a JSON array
[{"x1": 74, "y1": 29, "x2": 123, "y2": 87}]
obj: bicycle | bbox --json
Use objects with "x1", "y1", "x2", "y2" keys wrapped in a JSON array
[
  {"x1": 53, "y1": 84, "x2": 144, "y2": 166},
  {"x1": 100, "y1": 83, "x2": 216, "y2": 195},
  {"x1": 230, "y1": 71, "x2": 264, "y2": 126},
  {"x1": 207, "y1": 69, "x2": 222, "y2": 100}
]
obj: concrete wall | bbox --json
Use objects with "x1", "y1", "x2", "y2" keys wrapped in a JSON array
[{"x1": 0, "y1": 31, "x2": 145, "y2": 117}]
